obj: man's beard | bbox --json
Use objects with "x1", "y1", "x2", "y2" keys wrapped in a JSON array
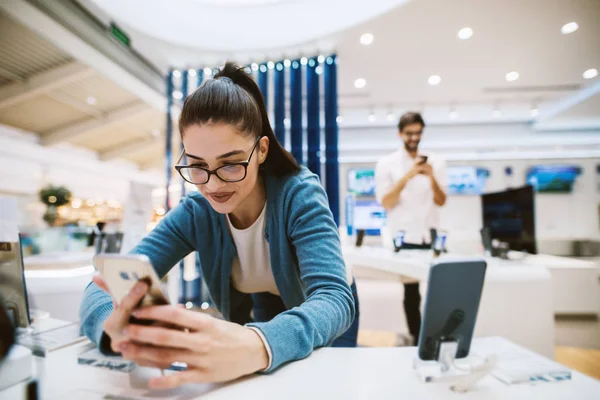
[{"x1": 405, "y1": 142, "x2": 419, "y2": 152}]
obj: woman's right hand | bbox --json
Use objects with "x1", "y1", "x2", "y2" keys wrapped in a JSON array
[{"x1": 92, "y1": 275, "x2": 148, "y2": 353}]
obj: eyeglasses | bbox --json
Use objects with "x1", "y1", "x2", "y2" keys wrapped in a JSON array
[{"x1": 175, "y1": 137, "x2": 261, "y2": 185}]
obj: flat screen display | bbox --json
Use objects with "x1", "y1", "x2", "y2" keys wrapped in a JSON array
[
  {"x1": 481, "y1": 185, "x2": 536, "y2": 254},
  {"x1": 526, "y1": 165, "x2": 582, "y2": 193},
  {"x1": 447, "y1": 166, "x2": 490, "y2": 195},
  {"x1": 345, "y1": 195, "x2": 386, "y2": 236},
  {"x1": 347, "y1": 169, "x2": 376, "y2": 196}
]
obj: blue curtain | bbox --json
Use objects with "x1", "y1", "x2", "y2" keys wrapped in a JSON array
[
  {"x1": 164, "y1": 70, "x2": 174, "y2": 212},
  {"x1": 274, "y1": 62, "x2": 286, "y2": 146},
  {"x1": 306, "y1": 57, "x2": 321, "y2": 178},
  {"x1": 177, "y1": 69, "x2": 206, "y2": 306},
  {"x1": 324, "y1": 55, "x2": 340, "y2": 225},
  {"x1": 258, "y1": 64, "x2": 269, "y2": 109},
  {"x1": 290, "y1": 60, "x2": 303, "y2": 164},
  {"x1": 178, "y1": 70, "x2": 189, "y2": 303}
]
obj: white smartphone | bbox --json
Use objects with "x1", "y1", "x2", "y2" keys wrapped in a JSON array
[{"x1": 93, "y1": 254, "x2": 170, "y2": 307}]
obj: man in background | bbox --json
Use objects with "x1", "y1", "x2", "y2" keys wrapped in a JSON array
[{"x1": 375, "y1": 111, "x2": 447, "y2": 344}]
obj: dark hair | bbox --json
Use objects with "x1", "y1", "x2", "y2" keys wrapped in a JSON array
[
  {"x1": 398, "y1": 111, "x2": 426, "y2": 132},
  {"x1": 178, "y1": 62, "x2": 300, "y2": 178}
]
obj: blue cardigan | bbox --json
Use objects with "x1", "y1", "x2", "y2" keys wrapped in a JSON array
[{"x1": 79, "y1": 167, "x2": 355, "y2": 372}]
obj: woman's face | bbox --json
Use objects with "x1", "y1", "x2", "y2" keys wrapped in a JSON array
[{"x1": 181, "y1": 123, "x2": 268, "y2": 214}]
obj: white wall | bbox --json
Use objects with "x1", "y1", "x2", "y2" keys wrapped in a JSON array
[{"x1": 0, "y1": 124, "x2": 162, "y2": 229}]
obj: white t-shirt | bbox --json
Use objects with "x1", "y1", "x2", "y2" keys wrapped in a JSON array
[
  {"x1": 226, "y1": 201, "x2": 354, "y2": 371},
  {"x1": 375, "y1": 148, "x2": 447, "y2": 245},
  {"x1": 227, "y1": 204, "x2": 279, "y2": 296}
]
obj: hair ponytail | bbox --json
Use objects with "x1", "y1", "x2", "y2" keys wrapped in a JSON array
[{"x1": 179, "y1": 62, "x2": 300, "y2": 178}]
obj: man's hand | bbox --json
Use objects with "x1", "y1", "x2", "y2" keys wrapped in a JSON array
[{"x1": 418, "y1": 163, "x2": 434, "y2": 177}]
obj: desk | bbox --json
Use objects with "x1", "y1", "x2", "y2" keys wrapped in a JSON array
[
  {"x1": 505, "y1": 252, "x2": 600, "y2": 315},
  {"x1": 344, "y1": 246, "x2": 555, "y2": 359},
  {"x1": 2, "y1": 337, "x2": 599, "y2": 399},
  {"x1": 24, "y1": 252, "x2": 95, "y2": 322}
]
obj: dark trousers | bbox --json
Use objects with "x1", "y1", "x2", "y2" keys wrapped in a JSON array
[
  {"x1": 401, "y1": 242, "x2": 431, "y2": 339},
  {"x1": 252, "y1": 281, "x2": 360, "y2": 347}
]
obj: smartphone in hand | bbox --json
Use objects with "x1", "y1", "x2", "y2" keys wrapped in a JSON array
[{"x1": 93, "y1": 254, "x2": 170, "y2": 307}]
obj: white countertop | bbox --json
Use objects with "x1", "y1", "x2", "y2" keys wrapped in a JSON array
[{"x1": 3, "y1": 337, "x2": 599, "y2": 400}]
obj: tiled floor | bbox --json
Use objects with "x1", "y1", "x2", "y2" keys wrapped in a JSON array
[{"x1": 555, "y1": 315, "x2": 600, "y2": 349}]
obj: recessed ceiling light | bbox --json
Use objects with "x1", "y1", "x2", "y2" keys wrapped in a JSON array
[
  {"x1": 300, "y1": 57, "x2": 308, "y2": 66},
  {"x1": 204, "y1": 67, "x2": 212, "y2": 76},
  {"x1": 308, "y1": 58, "x2": 316, "y2": 68},
  {"x1": 354, "y1": 78, "x2": 366, "y2": 89},
  {"x1": 368, "y1": 113, "x2": 376, "y2": 122},
  {"x1": 428, "y1": 75, "x2": 441, "y2": 85},
  {"x1": 457, "y1": 27, "x2": 473, "y2": 40},
  {"x1": 449, "y1": 110, "x2": 459, "y2": 120},
  {"x1": 172, "y1": 91, "x2": 183, "y2": 100},
  {"x1": 318, "y1": 55, "x2": 325, "y2": 63},
  {"x1": 172, "y1": 70, "x2": 182, "y2": 78},
  {"x1": 505, "y1": 71, "x2": 519, "y2": 82},
  {"x1": 259, "y1": 64, "x2": 268, "y2": 73},
  {"x1": 276, "y1": 63, "x2": 284, "y2": 71},
  {"x1": 336, "y1": 116, "x2": 343, "y2": 124},
  {"x1": 315, "y1": 66, "x2": 323, "y2": 75},
  {"x1": 493, "y1": 109, "x2": 502, "y2": 118},
  {"x1": 283, "y1": 59, "x2": 291, "y2": 68},
  {"x1": 531, "y1": 108, "x2": 539, "y2": 117},
  {"x1": 251, "y1": 63, "x2": 259, "y2": 71},
  {"x1": 360, "y1": 33, "x2": 374, "y2": 46},
  {"x1": 86, "y1": 96, "x2": 96, "y2": 105},
  {"x1": 267, "y1": 61, "x2": 275, "y2": 70},
  {"x1": 188, "y1": 69, "x2": 197, "y2": 77},
  {"x1": 244, "y1": 66, "x2": 252, "y2": 74},
  {"x1": 292, "y1": 61, "x2": 300, "y2": 69},
  {"x1": 583, "y1": 68, "x2": 598, "y2": 79},
  {"x1": 561, "y1": 22, "x2": 579, "y2": 35}
]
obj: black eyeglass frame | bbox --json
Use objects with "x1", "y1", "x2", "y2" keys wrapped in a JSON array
[{"x1": 175, "y1": 136, "x2": 262, "y2": 184}]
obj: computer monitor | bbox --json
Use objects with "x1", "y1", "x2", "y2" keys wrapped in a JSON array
[
  {"x1": 481, "y1": 185, "x2": 537, "y2": 254},
  {"x1": 526, "y1": 164, "x2": 582, "y2": 193},
  {"x1": 418, "y1": 259, "x2": 487, "y2": 365},
  {"x1": 447, "y1": 166, "x2": 490, "y2": 195},
  {"x1": 0, "y1": 234, "x2": 30, "y2": 328},
  {"x1": 345, "y1": 197, "x2": 387, "y2": 236},
  {"x1": 347, "y1": 169, "x2": 376, "y2": 197}
]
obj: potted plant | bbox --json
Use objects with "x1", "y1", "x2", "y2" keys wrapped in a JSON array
[{"x1": 39, "y1": 185, "x2": 71, "y2": 226}]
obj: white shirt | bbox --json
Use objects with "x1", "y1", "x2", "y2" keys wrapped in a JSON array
[
  {"x1": 227, "y1": 204, "x2": 279, "y2": 296},
  {"x1": 226, "y1": 202, "x2": 354, "y2": 370},
  {"x1": 375, "y1": 148, "x2": 447, "y2": 245},
  {"x1": 226, "y1": 203, "x2": 276, "y2": 370}
]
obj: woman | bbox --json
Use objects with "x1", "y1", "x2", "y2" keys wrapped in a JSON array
[{"x1": 80, "y1": 62, "x2": 359, "y2": 389}]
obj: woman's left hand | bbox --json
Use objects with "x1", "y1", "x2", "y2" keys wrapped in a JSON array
[{"x1": 119, "y1": 306, "x2": 269, "y2": 389}]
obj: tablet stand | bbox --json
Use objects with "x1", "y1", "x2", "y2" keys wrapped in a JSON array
[
  {"x1": 413, "y1": 341, "x2": 497, "y2": 393},
  {"x1": 413, "y1": 341, "x2": 470, "y2": 382}
]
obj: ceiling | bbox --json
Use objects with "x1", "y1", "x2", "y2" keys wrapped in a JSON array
[
  {"x1": 86, "y1": 0, "x2": 405, "y2": 53},
  {"x1": 81, "y1": 0, "x2": 600, "y2": 126},
  {"x1": 0, "y1": 0, "x2": 598, "y2": 175},
  {"x1": 335, "y1": 0, "x2": 600, "y2": 123},
  {"x1": 0, "y1": 8, "x2": 170, "y2": 169}
]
